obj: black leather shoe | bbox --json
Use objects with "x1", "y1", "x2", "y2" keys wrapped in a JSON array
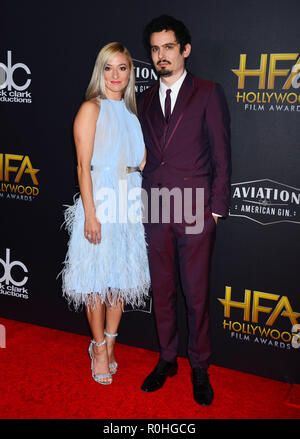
[
  {"x1": 141, "y1": 358, "x2": 178, "y2": 392},
  {"x1": 192, "y1": 367, "x2": 214, "y2": 406}
]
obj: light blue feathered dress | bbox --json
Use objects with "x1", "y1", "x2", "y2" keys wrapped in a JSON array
[{"x1": 61, "y1": 98, "x2": 150, "y2": 310}]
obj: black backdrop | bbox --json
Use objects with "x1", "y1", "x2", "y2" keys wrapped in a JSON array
[{"x1": 1, "y1": 0, "x2": 299, "y2": 384}]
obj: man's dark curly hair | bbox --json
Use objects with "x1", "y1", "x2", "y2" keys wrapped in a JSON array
[{"x1": 144, "y1": 15, "x2": 191, "y2": 54}]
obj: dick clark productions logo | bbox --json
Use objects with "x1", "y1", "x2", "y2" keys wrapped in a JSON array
[
  {"x1": 0, "y1": 248, "x2": 29, "y2": 300},
  {"x1": 0, "y1": 50, "x2": 32, "y2": 103}
]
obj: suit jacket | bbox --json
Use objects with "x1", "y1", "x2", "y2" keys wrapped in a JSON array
[{"x1": 137, "y1": 71, "x2": 231, "y2": 217}]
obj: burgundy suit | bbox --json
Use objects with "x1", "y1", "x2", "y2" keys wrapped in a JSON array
[{"x1": 137, "y1": 72, "x2": 231, "y2": 368}]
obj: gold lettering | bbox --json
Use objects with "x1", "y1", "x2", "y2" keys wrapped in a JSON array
[
  {"x1": 218, "y1": 287, "x2": 251, "y2": 321},
  {"x1": 258, "y1": 326, "x2": 270, "y2": 337},
  {"x1": 282, "y1": 56, "x2": 300, "y2": 89},
  {"x1": 15, "y1": 155, "x2": 39, "y2": 185},
  {"x1": 246, "y1": 92, "x2": 256, "y2": 103},
  {"x1": 266, "y1": 296, "x2": 300, "y2": 326},
  {"x1": 252, "y1": 291, "x2": 279, "y2": 323},
  {"x1": 236, "y1": 91, "x2": 246, "y2": 102},
  {"x1": 281, "y1": 332, "x2": 291, "y2": 342},
  {"x1": 268, "y1": 54, "x2": 298, "y2": 89},
  {"x1": 232, "y1": 321, "x2": 242, "y2": 332},
  {"x1": 274, "y1": 93, "x2": 287, "y2": 103},
  {"x1": 286, "y1": 93, "x2": 298, "y2": 103},
  {"x1": 250, "y1": 325, "x2": 260, "y2": 335},
  {"x1": 223, "y1": 320, "x2": 232, "y2": 330},
  {"x1": 232, "y1": 54, "x2": 268, "y2": 89},
  {"x1": 219, "y1": 288, "x2": 300, "y2": 327},
  {"x1": 270, "y1": 329, "x2": 281, "y2": 340},
  {"x1": 5, "y1": 154, "x2": 23, "y2": 181},
  {"x1": 2, "y1": 154, "x2": 39, "y2": 185}
]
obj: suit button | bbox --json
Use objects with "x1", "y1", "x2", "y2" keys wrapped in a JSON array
[{"x1": 161, "y1": 161, "x2": 166, "y2": 166}]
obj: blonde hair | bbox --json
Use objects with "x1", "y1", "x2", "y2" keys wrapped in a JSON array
[{"x1": 86, "y1": 42, "x2": 137, "y2": 115}]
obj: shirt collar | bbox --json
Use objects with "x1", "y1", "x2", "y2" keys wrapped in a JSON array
[{"x1": 159, "y1": 70, "x2": 187, "y2": 97}]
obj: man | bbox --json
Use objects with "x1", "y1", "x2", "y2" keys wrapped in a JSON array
[{"x1": 137, "y1": 15, "x2": 231, "y2": 406}]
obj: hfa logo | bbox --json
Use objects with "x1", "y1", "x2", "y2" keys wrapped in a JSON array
[
  {"x1": 0, "y1": 153, "x2": 40, "y2": 201},
  {"x1": 0, "y1": 249, "x2": 29, "y2": 299},
  {"x1": 232, "y1": 53, "x2": 300, "y2": 112},
  {"x1": 0, "y1": 51, "x2": 32, "y2": 103},
  {"x1": 218, "y1": 286, "x2": 300, "y2": 349}
]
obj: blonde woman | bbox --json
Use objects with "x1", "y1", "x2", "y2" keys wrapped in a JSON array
[{"x1": 62, "y1": 43, "x2": 150, "y2": 385}]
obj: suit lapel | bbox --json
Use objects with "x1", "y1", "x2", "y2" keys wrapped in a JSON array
[
  {"x1": 144, "y1": 72, "x2": 196, "y2": 153},
  {"x1": 164, "y1": 72, "x2": 195, "y2": 151},
  {"x1": 145, "y1": 84, "x2": 163, "y2": 155}
]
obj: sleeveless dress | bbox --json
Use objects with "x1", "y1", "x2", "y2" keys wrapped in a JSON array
[{"x1": 61, "y1": 98, "x2": 150, "y2": 310}]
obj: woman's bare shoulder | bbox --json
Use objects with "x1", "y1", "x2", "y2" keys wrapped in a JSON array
[
  {"x1": 80, "y1": 98, "x2": 100, "y2": 113},
  {"x1": 76, "y1": 98, "x2": 100, "y2": 122}
]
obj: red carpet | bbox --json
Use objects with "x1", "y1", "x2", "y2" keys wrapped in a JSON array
[{"x1": 0, "y1": 317, "x2": 299, "y2": 419}]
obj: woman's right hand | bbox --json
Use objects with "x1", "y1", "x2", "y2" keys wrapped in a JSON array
[{"x1": 84, "y1": 214, "x2": 101, "y2": 244}]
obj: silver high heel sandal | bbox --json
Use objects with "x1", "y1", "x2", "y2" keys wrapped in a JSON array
[
  {"x1": 104, "y1": 330, "x2": 118, "y2": 375},
  {"x1": 88, "y1": 339, "x2": 112, "y2": 385}
]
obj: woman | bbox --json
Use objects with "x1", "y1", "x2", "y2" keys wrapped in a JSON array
[{"x1": 61, "y1": 42, "x2": 150, "y2": 385}]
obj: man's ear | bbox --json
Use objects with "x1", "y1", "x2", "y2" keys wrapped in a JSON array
[{"x1": 183, "y1": 43, "x2": 191, "y2": 58}]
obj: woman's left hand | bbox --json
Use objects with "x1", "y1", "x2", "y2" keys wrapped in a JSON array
[{"x1": 85, "y1": 214, "x2": 101, "y2": 244}]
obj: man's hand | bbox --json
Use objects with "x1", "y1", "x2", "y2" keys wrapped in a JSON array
[{"x1": 212, "y1": 214, "x2": 218, "y2": 225}]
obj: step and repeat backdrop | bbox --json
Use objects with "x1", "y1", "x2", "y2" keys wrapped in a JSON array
[{"x1": 1, "y1": 0, "x2": 299, "y2": 383}]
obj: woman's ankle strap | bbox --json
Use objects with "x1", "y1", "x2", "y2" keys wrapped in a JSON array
[
  {"x1": 104, "y1": 330, "x2": 118, "y2": 338},
  {"x1": 91, "y1": 338, "x2": 106, "y2": 347}
]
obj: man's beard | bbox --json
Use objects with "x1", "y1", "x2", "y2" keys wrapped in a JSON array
[
  {"x1": 156, "y1": 61, "x2": 173, "y2": 77},
  {"x1": 158, "y1": 69, "x2": 173, "y2": 77}
]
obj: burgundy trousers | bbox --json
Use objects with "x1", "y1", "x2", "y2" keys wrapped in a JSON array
[{"x1": 144, "y1": 206, "x2": 216, "y2": 369}]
